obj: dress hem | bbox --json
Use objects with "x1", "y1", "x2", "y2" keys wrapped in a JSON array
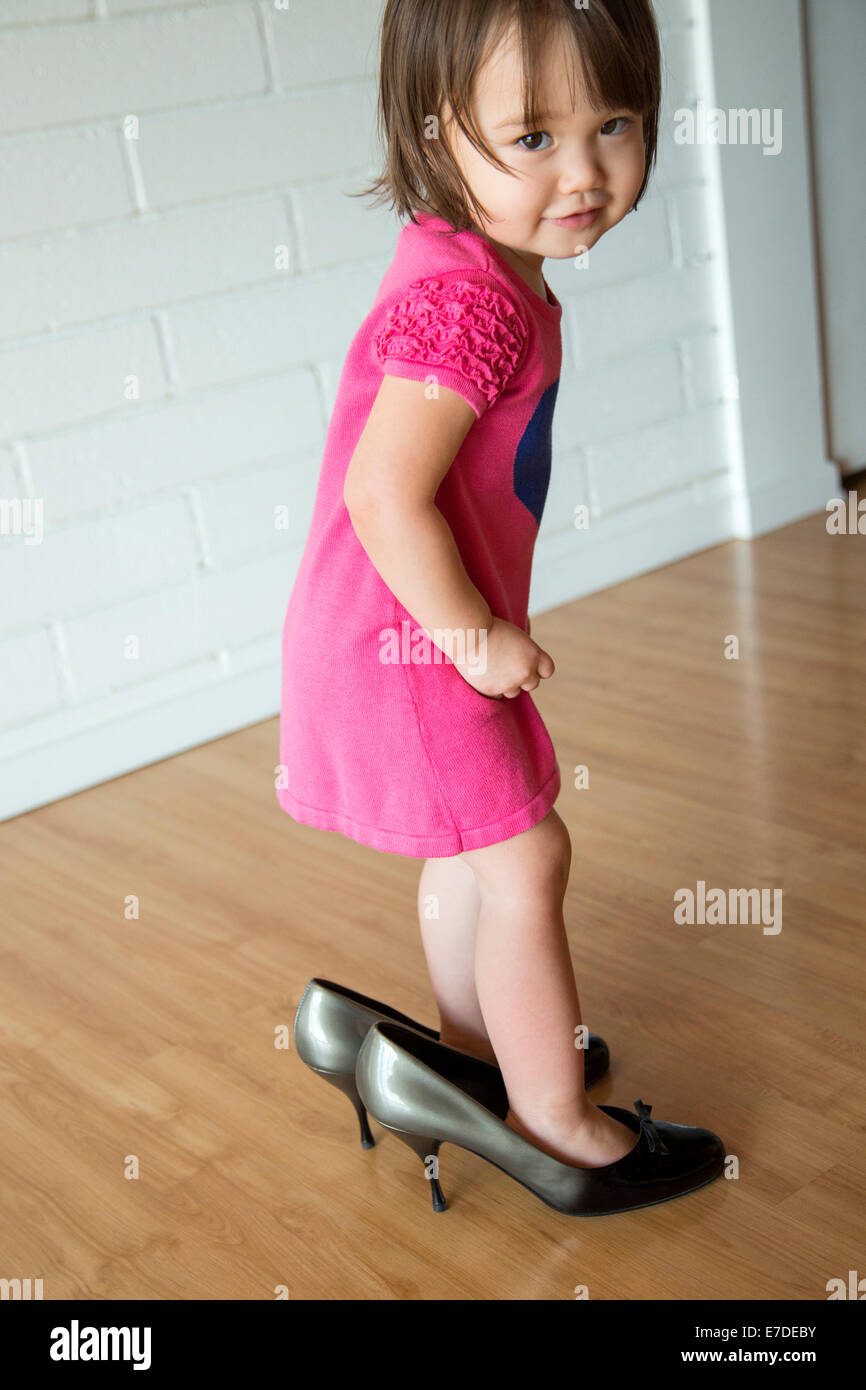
[{"x1": 275, "y1": 763, "x2": 561, "y2": 858}]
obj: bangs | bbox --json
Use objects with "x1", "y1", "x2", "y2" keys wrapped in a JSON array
[
  {"x1": 446, "y1": 0, "x2": 660, "y2": 183},
  {"x1": 354, "y1": 0, "x2": 662, "y2": 233}
]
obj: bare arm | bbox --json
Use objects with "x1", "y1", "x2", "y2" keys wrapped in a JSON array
[
  {"x1": 344, "y1": 374, "x2": 554, "y2": 697},
  {"x1": 343, "y1": 376, "x2": 492, "y2": 660}
]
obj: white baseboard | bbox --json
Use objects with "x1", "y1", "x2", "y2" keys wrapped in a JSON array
[
  {"x1": 1, "y1": 462, "x2": 839, "y2": 824},
  {"x1": 530, "y1": 463, "x2": 839, "y2": 614},
  {"x1": 729, "y1": 458, "x2": 841, "y2": 537},
  {"x1": 0, "y1": 665, "x2": 279, "y2": 824}
]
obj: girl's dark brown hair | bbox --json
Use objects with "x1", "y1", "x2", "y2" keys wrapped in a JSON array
[{"x1": 353, "y1": 0, "x2": 663, "y2": 235}]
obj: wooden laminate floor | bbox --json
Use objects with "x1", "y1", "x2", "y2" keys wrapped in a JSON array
[{"x1": 1, "y1": 504, "x2": 864, "y2": 1300}]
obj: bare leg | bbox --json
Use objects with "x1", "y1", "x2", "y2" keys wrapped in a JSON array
[
  {"x1": 460, "y1": 808, "x2": 638, "y2": 1169},
  {"x1": 417, "y1": 854, "x2": 497, "y2": 1063}
]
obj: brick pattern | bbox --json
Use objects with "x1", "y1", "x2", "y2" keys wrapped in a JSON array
[{"x1": 0, "y1": 0, "x2": 724, "y2": 815}]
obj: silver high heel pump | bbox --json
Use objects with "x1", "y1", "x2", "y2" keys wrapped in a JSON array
[
  {"x1": 355, "y1": 1021, "x2": 727, "y2": 1216},
  {"x1": 294, "y1": 977, "x2": 611, "y2": 1147}
]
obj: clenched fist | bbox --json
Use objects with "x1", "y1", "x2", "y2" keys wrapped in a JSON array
[{"x1": 454, "y1": 616, "x2": 555, "y2": 700}]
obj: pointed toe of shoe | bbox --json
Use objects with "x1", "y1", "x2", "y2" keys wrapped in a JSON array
[
  {"x1": 583, "y1": 1104, "x2": 728, "y2": 1214},
  {"x1": 656, "y1": 1117, "x2": 727, "y2": 1169}
]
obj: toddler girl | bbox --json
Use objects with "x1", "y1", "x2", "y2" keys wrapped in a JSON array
[{"x1": 279, "y1": 0, "x2": 663, "y2": 1172}]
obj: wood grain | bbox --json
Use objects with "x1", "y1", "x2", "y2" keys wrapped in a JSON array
[{"x1": 1, "y1": 506, "x2": 863, "y2": 1300}]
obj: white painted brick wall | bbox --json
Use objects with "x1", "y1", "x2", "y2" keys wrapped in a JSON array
[{"x1": 0, "y1": 0, "x2": 736, "y2": 820}]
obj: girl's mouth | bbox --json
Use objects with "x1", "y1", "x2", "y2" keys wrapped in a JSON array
[{"x1": 545, "y1": 209, "x2": 602, "y2": 229}]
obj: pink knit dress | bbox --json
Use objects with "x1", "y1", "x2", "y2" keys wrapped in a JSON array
[{"x1": 276, "y1": 210, "x2": 562, "y2": 857}]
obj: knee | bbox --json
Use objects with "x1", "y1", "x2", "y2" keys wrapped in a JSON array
[
  {"x1": 463, "y1": 809, "x2": 572, "y2": 903},
  {"x1": 540, "y1": 810, "x2": 572, "y2": 894}
]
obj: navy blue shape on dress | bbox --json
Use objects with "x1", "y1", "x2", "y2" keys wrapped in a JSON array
[{"x1": 513, "y1": 377, "x2": 559, "y2": 525}]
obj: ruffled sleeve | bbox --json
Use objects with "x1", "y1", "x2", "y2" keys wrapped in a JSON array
[{"x1": 373, "y1": 273, "x2": 528, "y2": 417}]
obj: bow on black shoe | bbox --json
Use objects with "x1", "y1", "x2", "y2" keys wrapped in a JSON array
[{"x1": 633, "y1": 1099, "x2": 670, "y2": 1155}]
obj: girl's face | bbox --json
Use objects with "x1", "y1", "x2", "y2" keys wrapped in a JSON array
[{"x1": 441, "y1": 22, "x2": 647, "y2": 280}]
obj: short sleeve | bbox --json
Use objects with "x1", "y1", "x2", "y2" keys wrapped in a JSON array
[{"x1": 373, "y1": 274, "x2": 527, "y2": 418}]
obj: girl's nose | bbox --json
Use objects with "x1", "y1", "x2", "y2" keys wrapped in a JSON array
[{"x1": 556, "y1": 146, "x2": 605, "y2": 193}]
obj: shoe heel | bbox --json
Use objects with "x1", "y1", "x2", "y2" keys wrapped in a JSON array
[
  {"x1": 310, "y1": 1067, "x2": 376, "y2": 1148},
  {"x1": 386, "y1": 1128, "x2": 447, "y2": 1212}
]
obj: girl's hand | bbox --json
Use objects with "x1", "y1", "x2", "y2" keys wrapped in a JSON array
[{"x1": 454, "y1": 616, "x2": 554, "y2": 700}]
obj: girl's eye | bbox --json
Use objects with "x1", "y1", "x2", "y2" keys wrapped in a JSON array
[
  {"x1": 515, "y1": 131, "x2": 552, "y2": 152},
  {"x1": 515, "y1": 117, "x2": 634, "y2": 149},
  {"x1": 601, "y1": 116, "x2": 633, "y2": 136}
]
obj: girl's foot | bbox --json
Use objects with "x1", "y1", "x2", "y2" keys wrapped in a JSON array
[
  {"x1": 439, "y1": 1030, "x2": 638, "y2": 1165},
  {"x1": 505, "y1": 1101, "x2": 639, "y2": 1168}
]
